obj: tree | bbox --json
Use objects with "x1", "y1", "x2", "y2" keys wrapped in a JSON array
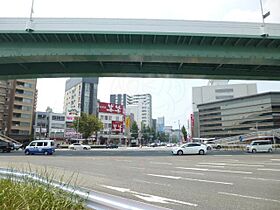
[
  {"x1": 131, "y1": 121, "x2": 139, "y2": 140},
  {"x1": 46, "y1": 106, "x2": 53, "y2": 113},
  {"x1": 158, "y1": 132, "x2": 169, "y2": 142},
  {"x1": 73, "y1": 113, "x2": 103, "y2": 140},
  {"x1": 181, "y1": 125, "x2": 187, "y2": 142}
]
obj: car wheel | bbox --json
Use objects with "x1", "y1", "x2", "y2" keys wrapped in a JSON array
[
  {"x1": 177, "y1": 150, "x2": 183, "y2": 155},
  {"x1": 44, "y1": 151, "x2": 48, "y2": 155},
  {"x1": 268, "y1": 148, "x2": 272, "y2": 153},
  {"x1": 25, "y1": 150, "x2": 30, "y2": 155},
  {"x1": 83, "y1": 147, "x2": 88, "y2": 150},
  {"x1": 216, "y1": 145, "x2": 221, "y2": 149},
  {"x1": 252, "y1": 149, "x2": 257, "y2": 153},
  {"x1": 199, "y1": 149, "x2": 205, "y2": 155},
  {"x1": 207, "y1": 146, "x2": 212, "y2": 151}
]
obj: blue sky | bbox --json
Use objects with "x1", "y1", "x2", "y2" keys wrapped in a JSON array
[{"x1": 1, "y1": 0, "x2": 280, "y2": 129}]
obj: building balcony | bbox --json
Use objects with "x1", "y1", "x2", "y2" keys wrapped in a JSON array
[
  {"x1": 15, "y1": 93, "x2": 34, "y2": 99},
  {"x1": 11, "y1": 125, "x2": 31, "y2": 131},
  {"x1": 12, "y1": 117, "x2": 32, "y2": 122}
]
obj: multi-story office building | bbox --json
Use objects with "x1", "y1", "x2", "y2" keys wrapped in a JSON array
[
  {"x1": 110, "y1": 94, "x2": 132, "y2": 108},
  {"x1": 193, "y1": 81, "x2": 257, "y2": 111},
  {"x1": 34, "y1": 111, "x2": 49, "y2": 139},
  {"x1": 64, "y1": 77, "x2": 99, "y2": 119},
  {"x1": 34, "y1": 111, "x2": 66, "y2": 139},
  {"x1": 156, "y1": 117, "x2": 165, "y2": 133},
  {"x1": 129, "y1": 94, "x2": 152, "y2": 128},
  {"x1": 126, "y1": 104, "x2": 141, "y2": 129},
  {"x1": 98, "y1": 102, "x2": 125, "y2": 144},
  {"x1": 152, "y1": 119, "x2": 157, "y2": 132},
  {"x1": 6, "y1": 79, "x2": 37, "y2": 141},
  {"x1": 164, "y1": 126, "x2": 172, "y2": 135},
  {"x1": 48, "y1": 112, "x2": 66, "y2": 139},
  {"x1": 111, "y1": 93, "x2": 152, "y2": 128},
  {"x1": 192, "y1": 81, "x2": 257, "y2": 137},
  {"x1": 198, "y1": 92, "x2": 280, "y2": 139}
]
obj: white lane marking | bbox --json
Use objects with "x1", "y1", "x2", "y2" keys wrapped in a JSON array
[
  {"x1": 267, "y1": 163, "x2": 280, "y2": 166},
  {"x1": 150, "y1": 161, "x2": 173, "y2": 166},
  {"x1": 271, "y1": 159, "x2": 280, "y2": 161},
  {"x1": 257, "y1": 168, "x2": 280, "y2": 172},
  {"x1": 182, "y1": 177, "x2": 233, "y2": 185},
  {"x1": 172, "y1": 171, "x2": 205, "y2": 176},
  {"x1": 134, "y1": 179, "x2": 171, "y2": 187},
  {"x1": 176, "y1": 167, "x2": 252, "y2": 174},
  {"x1": 243, "y1": 177, "x2": 280, "y2": 182},
  {"x1": 218, "y1": 192, "x2": 280, "y2": 203},
  {"x1": 176, "y1": 167, "x2": 208, "y2": 171},
  {"x1": 202, "y1": 169, "x2": 252, "y2": 174},
  {"x1": 147, "y1": 174, "x2": 181, "y2": 179},
  {"x1": 101, "y1": 185, "x2": 198, "y2": 207},
  {"x1": 196, "y1": 165, "x2": 225, "y2": 168},
  {"x1": 199, "y1": 162, "x2": 264, "y2": 167},
  {"x1": 147, "y1": 174, "x2": 233, "y2": 185}
]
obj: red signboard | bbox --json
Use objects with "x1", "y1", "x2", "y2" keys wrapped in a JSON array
[
  {"x1": 99, "y1": 102, "x2": 124, "y2": 114},
  {"x1": 190, "y1": 113, "x2": 194, "y2": 127},
  {"x1": 112, "y1": 121, "x2": 123, "y2": 133}
]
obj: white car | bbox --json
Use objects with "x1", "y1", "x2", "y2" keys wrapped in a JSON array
[
  {"x1": 204, "y1": 141, "x2": 221, "y2": 150},
  {"x1": 69, "y1": 143, "x2": 91, "y2": 150},
  {"x1": 246, "y1": 140, "x2": 272, "y2": 153},
  {"x1": 172, "y1": 143, "x2": 207, "y2": 155}
]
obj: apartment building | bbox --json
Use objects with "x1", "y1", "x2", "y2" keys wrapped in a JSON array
[{"x1": 6, "y1": 79, "x2": 37, "y2": 141}]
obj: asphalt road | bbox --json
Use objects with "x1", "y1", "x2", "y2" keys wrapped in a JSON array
[{"x1": 1, "y1": 148, "x2": 280, "y2": 210}]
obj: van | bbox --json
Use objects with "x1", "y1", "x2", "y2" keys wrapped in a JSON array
[
  {"x1": 246, "y1": 140, "x2": 273, "y2": 153},
  {"x1": 25, "y1": 140, "x2": 55, "y2": 155}
]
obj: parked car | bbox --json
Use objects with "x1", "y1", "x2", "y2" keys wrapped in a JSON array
[
  {"x1": 204, "y1": 141, "x2": 222, "y2": 150},
  {"x1": 246, "y1": 140, "x2": 273, "y2": 153},
  {"x1": 150, "y1": 143, "x2": 158, "y2": 147},
  {"x1": 106, "y1": 143, "x2": 118, "y2": 149},
  {"x1": 12, "y1": 143, "x2": 23, "y2": 150},
  {"x1": 25, "y1": 140, "x2": 55, "y2": 155},
  {"x1": 172, "y1": 142, "x2": 207, "y2": 155},
  {"x1": 0, "y1": 141, "x2": 13, "y2": 153},
  {"x1": 69, "y1": 143, "x2": 91, "y2": 150}
]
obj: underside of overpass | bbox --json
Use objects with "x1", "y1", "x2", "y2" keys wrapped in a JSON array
[{"x1": 0, "y1": 18, "x2": 280, "y2": 80}]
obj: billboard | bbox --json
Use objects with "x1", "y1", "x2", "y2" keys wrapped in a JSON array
[
  {"x1": 99, "y1": 102, "x2": 124, "y2": 114},
  {"x1": 112, "y1": 121, "x2": 123, "y2": 133},
  {"x1": 190, "y1": 113, "x2": 194, "y2": 127},
  {"x1": 66, "y1": 108, "x2": 80, "y2": 122}
]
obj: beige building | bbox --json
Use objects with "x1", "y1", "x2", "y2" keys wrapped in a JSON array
[
  {"x1": 6, "y1": 79, "x2": 37, "y2": 141},
  {"x1": 0, "y1": 80, "x2": 12, "y2": 133}
]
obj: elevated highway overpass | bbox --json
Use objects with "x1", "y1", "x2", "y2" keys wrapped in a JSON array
[{"x1": 0, "y1": 18, "x2": 279, "y2": 80}]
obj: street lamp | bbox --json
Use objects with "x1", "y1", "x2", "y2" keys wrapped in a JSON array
[{"x1": 259, "y1": 0, "x2": 270, "y2": 37}]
